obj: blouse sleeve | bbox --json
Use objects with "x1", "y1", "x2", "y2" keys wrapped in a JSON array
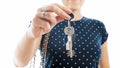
[{"x1": 99, "y1": 21, "x2": 108, "y2": 45}]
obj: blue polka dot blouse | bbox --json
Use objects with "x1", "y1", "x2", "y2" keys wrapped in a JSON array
[{"x1": 39, "y1": 16, "x2": 108, "y2": 68}]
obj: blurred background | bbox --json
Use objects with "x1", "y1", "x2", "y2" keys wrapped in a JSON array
[{"x1": 0, "y1": 0, "x2": 120, "y2": 68}]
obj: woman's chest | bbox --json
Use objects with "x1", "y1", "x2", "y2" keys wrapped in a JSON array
[{"x1": 47, "y1": 24, "x2": 102, "y2": 61}]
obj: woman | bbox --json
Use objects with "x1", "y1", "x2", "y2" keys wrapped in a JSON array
[{"x1": 14, "y1": 0, "x2": 110, "y2": 68}]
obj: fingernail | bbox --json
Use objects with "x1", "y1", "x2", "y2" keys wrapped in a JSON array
[{"x1": 66, "y1": 15, "x2": 71, "y2": 20}]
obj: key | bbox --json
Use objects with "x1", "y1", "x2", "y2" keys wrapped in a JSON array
[
  {"x1": 64, "y1": 21, "x2": 75, "y2": 58},
  {"x1": 64, "y1": 13, "x2": 75, "y2": 58},
  {"x1": 67, "y1": 50, "x2": 75, "y2": 58},
  {"x1": 66, "y1": 36, "x2": 72, "y2": 50},
  {"x1": 64, "y1": 20, "x2": 74, "y2": 50},
  {"x1": 66, "y1": 41, "x2": 70, "y2": 50},
  {"x1": 64, "y1": 19, "x2": 75, "y2": 35},
  {"x1": 64, "y1": 27, "x2": 74, "y2": 36},
  {"x1": 67, "y1": 36, "x2": 75, "y2": 58}
]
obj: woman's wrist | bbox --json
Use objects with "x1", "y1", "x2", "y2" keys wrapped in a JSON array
[{"x1": 26, "y1": 28, "x2": 42, "y2": 41}]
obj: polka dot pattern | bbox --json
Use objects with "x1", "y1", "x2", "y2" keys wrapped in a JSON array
[{"x1": 39, "y1": 17, "x2": 108, "y2": 68}]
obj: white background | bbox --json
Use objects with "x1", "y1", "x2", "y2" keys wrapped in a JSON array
[{"x1": 0, "y1": 0, "x2": 120, "y2": 68}]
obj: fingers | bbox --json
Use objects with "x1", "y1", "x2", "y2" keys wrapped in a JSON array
[
  {"x1": 31, "y1": 3, "x2": 72, "y2": 38},
  {"x1": 36, "y1": 12, "x2": 57, "y2": 26},
  {"x1": 31, "y1": 17, "x2": 51, "y2": 38},
  {"x1": 33, "y1": 17, "x2": 51, "y2": 31},
  {"x1": 38, "y1": 3, "x2": 72, "y2": 20},
  {"x1": 55, "y1": 3, "x2": 72, "y2": 14}
]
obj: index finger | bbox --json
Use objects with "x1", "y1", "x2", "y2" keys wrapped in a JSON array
[
  {"x1": 55, "y1": 3, "x2": 72, "y2": 14},
  {"x1": 38, "y1": 4, "x2": 72, "y2": 20}
]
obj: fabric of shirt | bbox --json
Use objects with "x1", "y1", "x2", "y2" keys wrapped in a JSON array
[{"x1": 39, "y1": 17, "x2": 108, "y2": 68}]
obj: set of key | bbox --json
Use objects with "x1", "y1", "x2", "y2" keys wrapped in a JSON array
[{"x1": 64, "y1": 13, "x2": 75, "y2": 58}]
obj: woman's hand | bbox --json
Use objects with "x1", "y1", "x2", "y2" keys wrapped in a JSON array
[{"x1": 29, "y1": 3, "x2": 72, "y2": 38}]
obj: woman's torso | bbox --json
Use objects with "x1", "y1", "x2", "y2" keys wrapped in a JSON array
[{"x1": 39, "y1": 17, "x2": 108, "y2": 68}]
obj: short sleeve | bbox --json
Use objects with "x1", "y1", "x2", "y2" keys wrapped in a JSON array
[{"x1": 99, "y1": 22, "x2": 108, "y2": 45}]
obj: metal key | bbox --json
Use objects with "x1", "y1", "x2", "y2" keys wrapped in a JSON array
[
  {"x1": 67, "y1": 50, "x2": 75, "y2": 58},
  {"x1": 66, "y1": 35, "x2": 75, "y2": 58},
  {"x1": 66, "y1": 36, "x2": 72, "y2": 50},
  {"x1": 64, "y1": 20, "x2": 75, "y2": 58},
  {"x1": 64, "y1": 20, "x2": 74, "y2": 35},
  {"x1": 66, "y1": 36, "x2": 75, "y2": 58}
]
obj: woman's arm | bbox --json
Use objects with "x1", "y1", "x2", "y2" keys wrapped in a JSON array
[
  {"x1": 100, "y1": 42, "x2": 110, "y2": 68},
  {"x1": 14, "y1": 30, "x2": 42, "y2": 67},
  {"x1": 13, "y1": 3, "x2": 72, "y2": 67}
]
